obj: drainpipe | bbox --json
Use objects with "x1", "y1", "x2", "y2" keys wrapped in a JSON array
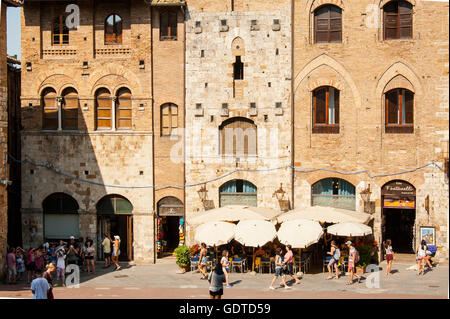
[
  {"x1": 150, "y1": 4, "x2": 156, "y2": 265},
  {"x1": 290, "y1": 0, "x2": 295, "y2": 210}
]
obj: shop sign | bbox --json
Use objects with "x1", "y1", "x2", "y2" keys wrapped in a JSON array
[
  {"x1": 382, "y1": 181, "x2": 415, "y2": 196},
  {"x1": 159, "y1": 205, "x2": 184, "y2": 216},
  {"x1": 383, "y1": 197, "x2": 415, "y2": 209}
]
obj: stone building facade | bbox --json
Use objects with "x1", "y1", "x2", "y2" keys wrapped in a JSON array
[
  {"x1": 1, "y1": 0, "x2": 22, "y2": 278},
  {"x1": 183, "y1": 0, "x2": 293, "y2": 243},
  {"x1": 19, "y1": 0, "x2": 449, "y2": 263}
]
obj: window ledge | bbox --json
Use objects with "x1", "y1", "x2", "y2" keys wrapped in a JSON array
[
  {"x1": 312, "y1": 125, "x2": 339, "y2": 134},
  {"x1": 385, "y1": 125, "x2": 414, "y2": 134}
]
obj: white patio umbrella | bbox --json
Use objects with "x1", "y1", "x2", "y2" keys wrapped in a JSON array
[
  {"x1": 277, "y1": 206, "x2": 373, "y2": 225},
  {"x1": 234, "y1": 219, "x2": 277, "y2": 247},
  {"x1": 190, "y1": 205, "x2": 279, "y2": 226},
  {"x1": 194, "y1": 221, "x2": 236, "y2": 246},
  {"x1": 277, "y1": 219, "x2": 323, "y2": 274},
  {"x1": 277, "y1": 219, "x2": 324, "y2": 248},
  {"x1": 235, "y1": 219, "x2": 277, "y2": 273},
  {"x1": 327, "y1": 222, "x2": 373, "y2": 237}
]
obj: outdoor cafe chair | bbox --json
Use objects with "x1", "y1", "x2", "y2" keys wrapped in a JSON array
[
  {"x1": 323, "y1": 256, "x2": 333, "y2": 272},
  {"x1": 230, "y1": 257, "x2": 245, "y2": 273},
  {"x1": 259, "y1": 257, "x2": 272, "y2": 274},
  {"x1": 190, "y1": 257, "x2": 199, "y2": 272}
]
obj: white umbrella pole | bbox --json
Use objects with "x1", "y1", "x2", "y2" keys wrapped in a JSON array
[{"x1": 298, "y1": 248, "x2": 302, "y2": 273}]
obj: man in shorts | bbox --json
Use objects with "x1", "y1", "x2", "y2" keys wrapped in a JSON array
[{"x1": 101, "y1": 234, "x2": 111, "y2": 268}]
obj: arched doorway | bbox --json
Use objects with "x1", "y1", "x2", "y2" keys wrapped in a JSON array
[
  {"x1": 382, "y1": 180, "x2": 416, "y2": 254},
  {"x1": 43, "y1": 193, "x2": 79, "y2": 240},
  {"x1": 157, "y1": 197, "x2": 184, "y2": 257},
  {"x1": 219, "y1": 179, "x2": 257, "y2": 207},
  {"x1": 96, "y1": 195, "x2": 133, "y2": 261}
]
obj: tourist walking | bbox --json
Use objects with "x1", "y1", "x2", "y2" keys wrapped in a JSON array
[
  {"x1": 7, "y1": 248, "x2": 17, "y2": 284},
  {"x1": 417, "y1": 240, "x2": 427, "y2": 275},
  {"x1": 111, "y1": 235, "x2": 121, "y2": 271},
  {"x1": 43, "y1": 263, "x2": 55, "y2": 300},
  {"x1": 54, "y1": 246, "x2": 66, "y2": 287},
  {"x1": 26, "y1": 248, "x2": 36, "y2": 284},
  {"x1": 198, "y1": 243, "x2": 208, "y2": 280},
  {"x1": 384, "y1": 239, "x2": 394, "y2": 276},
  {"x1": 78, "y1": 237, "x2": 86, "y2": 271},
  {"x1": 269, "y1": 248, "x2": 290, "y2": 290},
  {"x1": 284, "y1": 245, "x2": 300, "y2": 285},
  {"x1": 16, "y1": 247, "x2": 26, "y2": 281},
  {"x1": 35, "y1": 246, "x2": 45, "y2": 273},
  {"x1": 346, "y1": 241, "x2": 361, "y2": 285},
  {"x1": 326, "y1": 240, "x2": 341, "y2": 279},
  {"x1": 221, "y1": 250, "x2": 232, "y2": 288},
  {"x1": 85, "y1": 240, "x2": 96, "y2": 274},
  {"x1": 30, "y1": 269, "x2": 50, "y2": 299},
  {"x1": 101, "y1": 233, "x2": 111, "y2": 268},
  {"x1": 208, "y1": 263, "x2": 226, "y2": 299}
]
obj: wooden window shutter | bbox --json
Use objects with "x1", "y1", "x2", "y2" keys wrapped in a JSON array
[
  {"x1": 334, "y1": 89, "x2": 340, "y2": 124},
  {"x1": 384, "y1": 2, "x2": 398, "y2": 40},
  {"x1": 329, "y1": 6, "x2": 342, "y2": 43},
  {"x1": 404, "y1": 90, "x2": 414, "y2": 124},
  {"x1": 314, "y1": 88, "x2": 327, "y2": 124},
  {"x1": 315, "y1": 5, "x2": 341, "y2": 43},
  {"x1": 96, "y1": 90, "x2": 112, "y2": 129},
  {"x1": 399, "y1": 2, "x2": 412, "y2": 39},
  {"x1": 386, "y1": 90, "x2": 398, "y2": 124},
  {"x1": 161, "y1": 105, "x2": 170, "y2": 135},
  {"x1": 314, "y1": 7, "x2": 329, "y2": 43},
  {"x1": 62, "y1": 90, "x2": 78, "y2": 130},
  {"x1": 171, "y1": 105, "x2": 178, "y2": 131},
  {"x1": 117, "y1": 90, "x2": 132, "y2": 129},
  {"x1": 43, "y1": 90, "x2": 58, "y2": 130}
]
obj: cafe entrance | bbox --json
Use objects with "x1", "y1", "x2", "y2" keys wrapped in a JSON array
[
  {"x1": 157, "y1": 197, "x2": 184, "y2": 258},
  {"x1": 96, "y1": 195, "x2": 134, "y2": 261},
  {"x1": 382, "y1": 180, "x2": 416, "y2": 254}
]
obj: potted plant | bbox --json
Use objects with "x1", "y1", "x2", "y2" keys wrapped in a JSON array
[
  {"x1": 174, "y1": 245, "x2": 191, "y2": 273},
  {"x1": 355, "y1": 244, "x2": 372, "y2": 275}
]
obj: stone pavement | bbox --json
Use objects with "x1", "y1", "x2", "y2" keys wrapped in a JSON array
[{"x1": 0, "y1": 257, "x2": 447, "y2": 299}]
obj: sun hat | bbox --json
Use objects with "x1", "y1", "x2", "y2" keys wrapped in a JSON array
[
  {"x1": 114, "y1": 235, "x2": 120, "y2": 240},
  {"x1": 345, "y1": 240, "x2": 352, "y2": 245},
  {"x1": 70, "y1": 236, "x2": 75, "y2": 239}
]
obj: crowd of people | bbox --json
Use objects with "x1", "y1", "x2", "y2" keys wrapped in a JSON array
[{"x1": 4, "y1": 233, "x2": 122, "y2": 299}]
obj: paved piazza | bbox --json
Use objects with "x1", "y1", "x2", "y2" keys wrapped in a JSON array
[{"x1": 0, "y1": 258, "x2": 447, "y2": 299}]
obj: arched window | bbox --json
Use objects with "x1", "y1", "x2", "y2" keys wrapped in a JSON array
[
  {"x1": 219, "y1": 118, "x2": 257, "y2": 156},
  {"x1": 116, "y1": 88, "x2": 132, "y2": 129},
  {"x1": 96, "y1": 195, "x2": 133, "y2": 215},
  {"x1": 219, "y1": 179, "x2": 257, "y2": 207},
  {"x1": 160, "y1": 10, "x2": 178, "y2": 41},
  {"x1": 161, "y1": 103, "x2": 178, "y2": 136},
  {"x1": 385, "y1": 88, "x2": 414, "y2": 133},
  {"x1": 42, "y1": 87, "x2": 58, "y2": 130},
  {"x1": 95, "y1": 88, "x2": 112, "y2": 130},
  {"x1": 312, "y1": 86, "x2": 339, "y2": 133},
  {"x1": 105, "y1": 14, "x2": 123, "y2": 44},
  {"x1": 61, "y1": 87, "x2": 78, "y2": 130},
  {"x1": 233, "y1": 56, "x2": 244, "y2": 80},
  {"x1": 383, "y1": 1, "x2": 412, "y2": 40},
  {"x1": 43, "y1": 193, "x2": 79, "y2": 239},
  {"x1": 312, "y1": 178, "x2": 355, "y2": 210},
  {"x1": 314, "y1": 5, "x2": 342, "y2": 43},
  {"x1": 52, "y1": 15, "x2": 69, "y2": 45}
]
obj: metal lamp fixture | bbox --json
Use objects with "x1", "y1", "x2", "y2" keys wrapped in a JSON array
[
  {"x1": 197, "y1": 184, "x2": 208, "y2": 202},
  {"x1": 273, "y1": 183, "x2": 286, "y2": 201},
  {"x1": 360, "y1": 184, "x2": 372, "y2": 203}
]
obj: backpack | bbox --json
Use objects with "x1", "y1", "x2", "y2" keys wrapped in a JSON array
[
  {"x1": 354, "y1": 249, "x2": 360, "y2": 264},
  {"x1": 333, "y1": 248, "x2": 341, "y2": 260}
]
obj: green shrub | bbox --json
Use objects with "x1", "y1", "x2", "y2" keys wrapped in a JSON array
[
  {"x1": 174, "y1": 245, "x2": 191, "y2": 268},
  {"x1": 355, "y1": 244, "x2": 372, "y2": 268}
]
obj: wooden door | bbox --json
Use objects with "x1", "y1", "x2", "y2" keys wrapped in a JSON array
[{"x1": 127, "y1": 215, "x2": 133, "y2": 261}]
